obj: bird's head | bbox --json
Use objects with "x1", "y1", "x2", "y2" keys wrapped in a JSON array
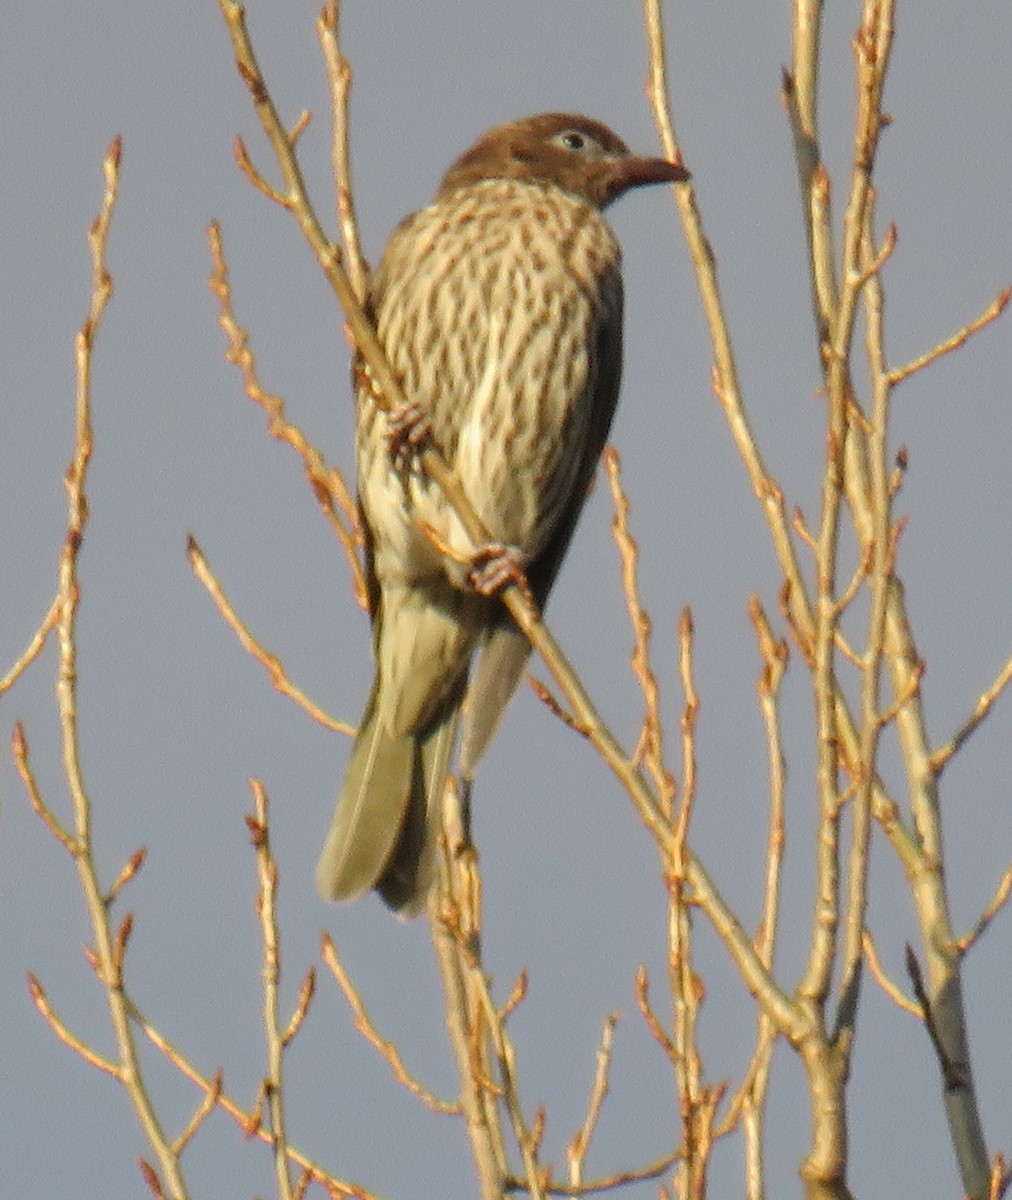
[{"x1": 437, "y1": 113, "x2": 690, "y2": 210}]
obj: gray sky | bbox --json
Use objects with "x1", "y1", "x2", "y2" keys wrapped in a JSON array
[{"x1": 2, "y1": 3, "x2": 1011, "y2": 1197}]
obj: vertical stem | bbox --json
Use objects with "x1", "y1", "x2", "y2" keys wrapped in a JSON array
[
  {"x1": 250, "y1": 782, "x2": 294, "y2": 1200},
  {"x1": 670, "y1": 612, "x2": 706, "y2": 1199},
  {"x1": 60, "y1": 139, "x2": 190, "y2": 1200}
]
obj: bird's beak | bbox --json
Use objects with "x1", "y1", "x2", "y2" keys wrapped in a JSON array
[
  {"x1": 620, "y1": 155, "x2": 691, "y2": 189},
  {"x1": 598, "y1": 153, "x2": 690, "y2": 207}
]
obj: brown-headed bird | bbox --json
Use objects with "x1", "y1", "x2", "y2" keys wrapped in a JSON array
[{"x1": 317, "y1": 113, "x2": 688, "y2": 914}]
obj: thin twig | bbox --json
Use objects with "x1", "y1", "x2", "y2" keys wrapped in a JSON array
[
  {"x1": 173, "y1": 1072, "x2": 223, "y2": 1155},
  {"x1": 281, "y1": 968, "x2": 316, "y2": 1047},
  {"x1": 824, "y1": 14, "x2": 991, "y2": 1183},
  {"x1": 874, "y1": 659, "x2": 925, "y2": 728},
  {"x1": 673, "y1": 606, "x2": 699, "y2": 867},
  {"x1": 781, "y1": 0, "x2": 899, "y2": 1190},
  {"x1": 861, "y1": 929, "x2": 921, "y2": 1017},
  {"x1": 187, "y1": 534, "x2": 352, "y2": 734},
  {"x1": 796, "y1": 115, "x2": 848, "y2": 1025},
  {"x1": 477, "y1": 996, "x2": 546, "y2": 1196},
  {"x1": 836, "y1": 210, "x2": 894, "y2": 1043},
  {"x1": 0, "y1": 597, "x2": 59, "y2": 695},
  {"x1": 525, "y1": 673, "x2": 588, "y2": 739},
  {"x1": 128, "y1": 997, "x2": 359, "y2": 1195},
  {"x1": 429, "y1": 870, "x2": 509, "y2": 1200},
  {"x1": 954, "y1": 865, "x2": 1012, "y2": 957},
  {"x1": 533, "y1": 1147, "x2": 684, "y2": 1196},
  {"x1": 634, "y1": 966, "x2": 676, "y2": 1066},
  {"x1": 669, "y1": 607, "x2": 711, "y2": 1200},
  {"x1": 317, "y1": 0, "x2": 368, "y2": 303},
  {"x1": 931, "y1": 653, "x2": 1012, "y2": 775},
  {"x1": 13, "y1": 723, "x2": 78, "y2": 853},
  {"x1": 106, "y1": 846, "x2": 149, "y2": 905},
  {"x1": 320, "y1": 933, "x2": 460, "y2": 1115},
  {"x1": 728, "y1": 597, "x2": 789, "y2": 1197},
  {"x1": 249, "y1": 781, "x2": 295, "y2": 1200},
  {"x1": 605, "y1": 446, "x2": 675, "y2": 814},
  {"x1": 647, "y1": 0, "x2": 921, "y2": 885},
  {"x1": 27, "y1": 974, "x2": 123, "y2": 1079},
  {"x1": 37, "y1": 136, "x2": 192, "y2": 1200},
  {"x1": 567, "y1": 1014, "x2": 620, "y2": 1188},
  {"x1": 886, "y1": 288, "x2": 1010, "y2": 387},
  {"x1": 206, "y1": 221, "x2": 367, "y2": 608}
]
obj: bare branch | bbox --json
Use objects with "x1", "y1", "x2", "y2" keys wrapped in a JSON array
[
  {"x1": 525, "y1": 673, "x2": 589, "y2": 739},
  {"x1": 205, "y1": 220, "x2": 367, "y2": 607},
  {"x1": 187, "y1": 534, "x2": 352, "y2": 734},
  {"x1": 249, "y1": 781, "x2": 295, "y2": 1200},
  {"x1": 887, "y1": 288, "x2": 1010, "y2": 387},
  {"x1": 862, "y1": 929, "x2": 921, "y2": 1018},
  {"x1": 567, "y1": 1013, "x2": 619, "y2": 1188},
  {"x1": 634, "y1": 965, "x2": 677, "y2": 1066},
  {"x1": 173, "y1": 1071, "x2": 223, "y2": 1155},
  {"x1": 34, "y1": 136, "x2": 195, "y2": 1200},
  {"x1": 130, "y1": 996, "x2": 358, "y2": 1195},
  {"x1": 106, "y1": 846, "x2": 148, "y2": 905},
  {"x1": 281, "y1": 968, "x2": 317, "y2": 1047},
  {"x1": 234, "y1": 133, "x2": 291, "y2": 206},
  {"x1": 27, "y1": 974, "x2": 123, "y2": 1079},
  {"x1": 321, "y1": 933, "x2": 460, "y2": 1115},
  {"x1": 605, "y1": 445, "x2": 675, "y2": 815},
  {"x1": 317, "y1": 0, "x2": 368, "y2": 303},
  {"x1": 932, "y1": 652, "x2": 1012, "y2": 775},
  {"x1": 540, "y1": 1147, "x2": 684, "y2": 1196},
  {"x1": 14, "y1": 722, "x2": 78, "y2": 853},
  {"x1": 429, "y1": 859, "x2": 509, "y2": 1199},
  {"x1": 0, "y1": 597, "x2": 59, "y2": 696},
  {"x1": 954, "y1": 865, "x2": 1012, "y2": 957}
]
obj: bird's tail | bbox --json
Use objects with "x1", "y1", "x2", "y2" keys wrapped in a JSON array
[
  {"x1": 315, "y1": 672, "x2": 465, "y2": 917},
  {"x1": 460, "y1": 624, "x2": 532, "y2": 782}
]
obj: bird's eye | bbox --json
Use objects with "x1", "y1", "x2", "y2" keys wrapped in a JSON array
[{"x1": 552, "y1": 129, "x2": 596, "y2": 154}]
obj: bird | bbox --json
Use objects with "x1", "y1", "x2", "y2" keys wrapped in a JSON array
[{"x1": 316, "y1": 113, "x2": 689, "y2": 915}]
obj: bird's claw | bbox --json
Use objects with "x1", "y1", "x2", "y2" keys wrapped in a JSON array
[
  {"x1": 386, "y1": 403, "x2": 431, "y2": 470},
  {"x1": 468, "y1": 542, "x2": 532, "y2": 600}
]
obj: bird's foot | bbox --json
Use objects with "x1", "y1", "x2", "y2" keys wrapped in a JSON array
[
  {"x1": 468, "y1": 542, "x2": 533, "y2": 601},
  {"x1": 385, "y1": 402, "x2": 431, "y2": 470}
]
